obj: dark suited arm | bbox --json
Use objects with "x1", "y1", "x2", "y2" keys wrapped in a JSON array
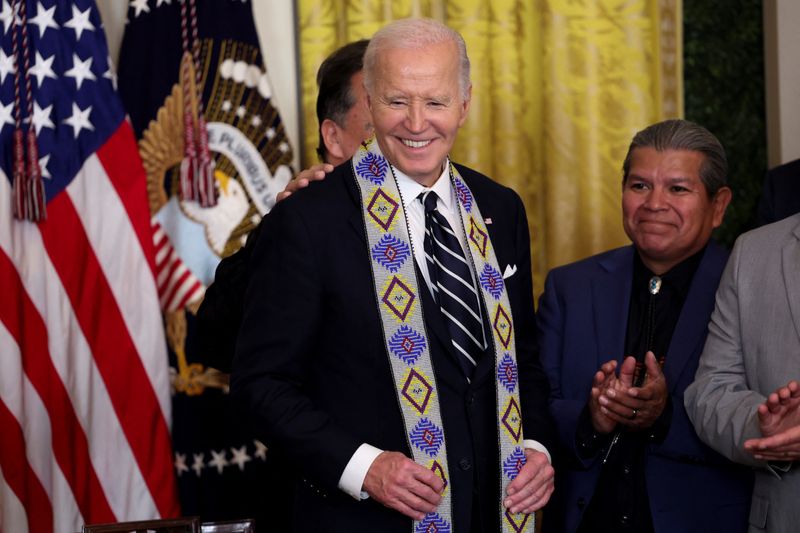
[
  {"x1": 509, "y1": 193, "x2": 557, "y2": 454},
  {"x1": 196, "y1": 220, "x2": 266, "y2": 373},
  {"x1": 536, "y1": 270, "x2": 593, "y2": 463},
  {"x1": 231, "y1": 199, "x2": 362, "y2": 491}
]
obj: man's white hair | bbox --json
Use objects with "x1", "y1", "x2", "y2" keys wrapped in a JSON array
[{"x1": 363, "y1": 18, "x2": 471, "y2": 100}]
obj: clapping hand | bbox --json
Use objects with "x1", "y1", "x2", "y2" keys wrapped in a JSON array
[{"x1": 744, "y1": 380, "x2": 800, "y2": 462}]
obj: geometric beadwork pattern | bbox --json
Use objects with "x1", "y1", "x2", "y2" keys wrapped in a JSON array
[
  {"x1": 382, "y1": 276, "x2": 416, "y2": 322},
  {"x1": 350, "y1": 137, "x2": 454, "y2": 533},
  {"x1": 479, "y1": 263, "x2": 505, "y2": 300},
  {"x1": 354, "y1": 141, "x2": 532, "y2": 532},
  {"x1": 415, "y1": 512, "x2": 452, "y2": 533},
  {"x1": 401, "y1": 368, "x2": 435, "y2": 415},
  {"x1": 505, "y1": 509, "x2": 532, "y2": 533},
  {"x1": 493, "y1": 304, "x2": 514, "y2": 349},
  {"x1": 453, "y1": 176, "x2": 473, "y2": 213},
  {"x1": 501, "y1": 397, "x2": 523, "y2": 443},
  {"x1": 354, "y1": 137, "x2": 454, "y2": 530},
  {"x1": 468, "y1": 217, "x2": 488, "y2": 258},
  {"x1": 429, "y1": 459, "x2": 449, "y2": 494},
  {"x1": 388, "y1": 325, "x2": 427, "y2": 365},
  {"x1": 355, "y1": 151, "x2": 388, "y2": 185},
  {"x1": 448, "y1": 165, "x2": 533, "y2": 533},
  {"x1": 367, "y1": 187, "x2": 400, "y2": 232},
  {"x1": 409, "y1": 418, "x2": 444, "y2": 457},
  {"x1": 497, "y1": 354, "x2": 518, "y2": 393},
  {"x1": 371, "y1": 234, "x2": 411, "y2": 273},
  {"x1": 502, "y1": 447, "x2": 527, "y2": 480}
]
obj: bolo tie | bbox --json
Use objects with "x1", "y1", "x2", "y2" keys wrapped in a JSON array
[
  {"x1": 603, "y1": 274, "x2": 662, "y2": 464},
  {"x1": 634, "y1": 275, "x2": 662, "y2": 387}
]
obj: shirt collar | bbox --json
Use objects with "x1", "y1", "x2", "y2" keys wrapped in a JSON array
[
  {"x1": 632, "y1": 245, "x2": 706, "y2": 299},
  {"x1": 394, "y1": 160, "x2": 453, "y2": 211}
]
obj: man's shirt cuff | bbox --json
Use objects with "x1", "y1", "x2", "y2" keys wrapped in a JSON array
[
  {"x1": 338, "y1": 441, "x2": 548, "y2": 500},
  {"x1": 338, "y1": 443, "x2": 383, "y2": 500},
  {"x1": 523, "y1": 439, "x2": 551, "y2": 464}
]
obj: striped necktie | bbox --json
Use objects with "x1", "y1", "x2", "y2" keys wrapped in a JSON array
[{"x1": 420, "y1": 190, "x2": 486, "y2": 379}]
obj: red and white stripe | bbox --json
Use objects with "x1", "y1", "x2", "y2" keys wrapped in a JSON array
[
  {"x1": 152, "y1": 221, "x2": 204, "y2": 313},
  {"x1": 0, "y1": 121, "x2": 180, "y2": 532}
]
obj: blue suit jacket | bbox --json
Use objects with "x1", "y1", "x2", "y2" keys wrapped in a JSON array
[{"x1": 537, "y1": 242, "x2": 752, "y2": 533}]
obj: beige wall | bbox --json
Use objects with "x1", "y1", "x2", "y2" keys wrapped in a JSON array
[
  {"x1": 97, "y1": 1, "x2": 300, "y2": 170},
  {"x1": 764, "y1": 0, "x2": 800, "y2": 167}
]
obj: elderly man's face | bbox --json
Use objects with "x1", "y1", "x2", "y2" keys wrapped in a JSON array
[
  {"x1": 622, "y1": 147, "x2": 731, "y2": 274},
  {"x1": 368, "y1": 40, "x2": 470, "y2": 187}
]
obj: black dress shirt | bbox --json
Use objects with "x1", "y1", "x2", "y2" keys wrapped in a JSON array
[{"x1": 575, "y1": 248, "x2": 704, "y2": 533}]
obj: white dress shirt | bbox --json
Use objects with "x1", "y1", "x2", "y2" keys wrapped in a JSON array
[{"x1": 338, "y1": 162, "x2": 550, "y2": 500}]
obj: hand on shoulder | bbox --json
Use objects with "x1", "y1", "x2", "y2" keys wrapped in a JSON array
[{"x1": 277, "y1": 163, "x2": 334, "y2": 202}]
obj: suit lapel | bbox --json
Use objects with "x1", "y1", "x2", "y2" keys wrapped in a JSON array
[
  {"x1": 592, "y1": 248, "x2": 634, "y2": 367},
  {"x1": 662, "y1": 243, "x2": 725, "y2": 393},
  {"x1": 472, "y1": 309, "x2": 496, "y2": 384},
  {"x1": 782, "y1": 224, "x2": 800, "y2": 343},
  {"x1": 460, "y1": 174, "x2": 502, "y2": 385}
]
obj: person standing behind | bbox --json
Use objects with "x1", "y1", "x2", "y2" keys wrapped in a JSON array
[
  {"x1": 685, "y1": 210, "x2": 800, "y2": 533},
  {"x1": 278, "y1": 38, "x2": 375, "y2": 202},
  {"x1": 232, "y1": 18, "x2": 555, "y2": 532},
  {"x1": 194, "y1": 38, "x2": 372, "y2": 532},
  {"x1": 538, "y1": 119, "x2": 752, "y2": 533},
  {"x1": 197, "y1": 39, "x2": 372, "y2": 371},
  {"x1": 756, "y1": 158, "x2": 800, "y2": 226}
]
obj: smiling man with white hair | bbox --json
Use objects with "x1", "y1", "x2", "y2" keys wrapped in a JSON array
[{"x1": 232, "y1": 17, "x2": 556, "y2": 533}]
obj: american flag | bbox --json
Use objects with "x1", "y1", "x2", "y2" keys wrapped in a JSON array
[{"x1": 0, "y1": 1, "x2": 179, "y2": 531}]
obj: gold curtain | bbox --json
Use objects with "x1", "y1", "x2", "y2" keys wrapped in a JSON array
[{"x1": 297, "y1": 0, "x2": 682, "y2": 295}]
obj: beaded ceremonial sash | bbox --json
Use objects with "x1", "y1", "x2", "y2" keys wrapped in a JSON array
[{"x1": 352, "y1": 138, "x2": 534, "y2": 533}]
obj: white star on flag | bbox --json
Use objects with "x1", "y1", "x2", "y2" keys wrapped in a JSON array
[
  {"x1": 29, "y1": 3, "x2": 59, "y2": 37},
  {"x1": 174, "y1": 453, "x2": 189, "y2": 476},
  {"x1": 191, "y1": 453, "x2": 205, "y2": 477},
  {"x1": 31, "y1": 101, "x2": 55, "y2": 135},
  {"x1": 0, "y1": 99, "x2": 13, "y2": 131},
  {"x1": 208, "y1": 449, "x2": 228, "y2": 475},
  {"x1": 229, "y1": 446, "x2": 252, "y2": 471},
  {"x1": 65, "y1": 53, "x2": 96, "y2": 89},
  {"x1": 63, "y1": 102, "x2": 94, "y2": 138},
  {"x1": 254, "y1": 440, "x2": 267, "y2": 460},
  {"x1": 130, "y1": 0, "x2": 150, "y2": 17},
  {"x1": 64, "y1": 4, "x2": 95, "y2": 40},
  {"x1": 29, "y1": 51, "x2": 57, "y2": 87},
  {"x1": 0, "y1": 1, "x2": 14, "y2": 35},
  {"x1": 156, "y1": 0, "x2": 172, "y2": 6},
  {"x1": 103, "y1": 55, "x2": 118, "y2": 90},
  {"x1": 38, "y1": 153, "x2": 51, "y2": 179},
  {"x1": 0, "y1": 49, "x2": 13, "y2": 83}
]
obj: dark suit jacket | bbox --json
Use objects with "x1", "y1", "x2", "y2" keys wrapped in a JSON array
[
  {"x1": 757, "y1": 158, "x2": 800, "y2": 226},
  {"x1": 231, "y1": 161, "x2": 555, "y2": 532},
  {"x1": 537, "y1": 242, "x2": 753, "y2": 533}
]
